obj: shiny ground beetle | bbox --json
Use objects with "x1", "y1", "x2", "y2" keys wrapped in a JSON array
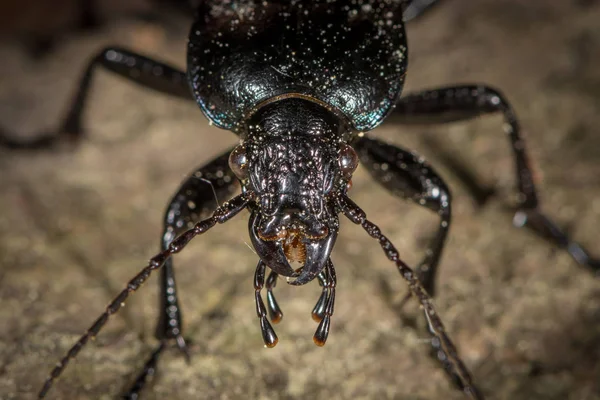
[{"x1": 3, "y1": 1, "x2": 594, "y2": 399}]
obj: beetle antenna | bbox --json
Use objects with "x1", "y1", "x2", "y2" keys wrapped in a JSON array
[
  {"x1": 37, "y1": 193, "x2": 251, "y2": 398},
  {"x1": 337, "y1": 194, "x2": 484, "y2": 400}
]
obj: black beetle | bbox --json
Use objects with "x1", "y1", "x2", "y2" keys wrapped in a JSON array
[{"x1": 3, "y1": 1, "x2": 593, "y2": 399}]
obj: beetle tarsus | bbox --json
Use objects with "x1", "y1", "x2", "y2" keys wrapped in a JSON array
[
  {"x1": 514, "y1": 209, "x2": 600, "y2": 274},
  {"x1": 122, "y1": 341, "x2": 166, "y2": 399}
]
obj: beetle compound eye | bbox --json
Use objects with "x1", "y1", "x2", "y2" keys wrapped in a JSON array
[
  {"x1": 229, "y1": 145, "x2": 248, "y2": 179},
  {"x1": 338, "y1": 144, "x2": 359, "y2": 177}
]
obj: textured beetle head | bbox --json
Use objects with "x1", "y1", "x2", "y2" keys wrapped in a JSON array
[
  {"x1": 230, "y1": 99, "x2": 358, "y2": 285},
  {"x1": 247, "y1": 135, "x2": 340, "y2": 285},
  {"x1": 228, "y1": 100, "x2": 358, "y2": 285}
]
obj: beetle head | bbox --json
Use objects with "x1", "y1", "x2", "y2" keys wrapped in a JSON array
[{"x1": 228, "y1": 100, "x2": 358, "y2": 285}]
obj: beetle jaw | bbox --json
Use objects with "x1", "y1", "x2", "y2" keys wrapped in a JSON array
[{"x1": 248, "y1": 210, "x2": 338, "y2": 285}]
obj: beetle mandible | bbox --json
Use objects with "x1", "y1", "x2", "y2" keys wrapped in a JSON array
[{"x1": 6, "y1": 1, "x2": 594, "y2": 399}]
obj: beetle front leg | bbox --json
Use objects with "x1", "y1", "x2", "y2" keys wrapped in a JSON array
[
  {"x1": 123, "y1": 149, "x2": 240, "y2": 399},
  {"x1": 338, "y1": 195, "x2": 484, "y2": 400},
  {"x1": 351, "y1": 137, "x2": 476, "y2": 391},
  {"x1": 1, "y1": 47, "x2": 191, "y2": 149},
  {"x1": 353, "y1": 136, "x2": 451, "y2": 296},
  {"x1": 393, "y1": 85, "x2": 599, "y2": 274}
]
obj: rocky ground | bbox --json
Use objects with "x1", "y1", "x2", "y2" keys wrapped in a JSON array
[{"x1": 0, "y1": 1, "x2": 599, "y2": 399}]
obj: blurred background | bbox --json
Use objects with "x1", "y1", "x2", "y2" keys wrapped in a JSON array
[{"x1": 0, "y1": 1, "x2": 599, "y2": 399}]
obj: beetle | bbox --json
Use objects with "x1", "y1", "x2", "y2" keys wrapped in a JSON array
[{"x1": 2, "y1": 1, "x2": 596, "y2": 399}]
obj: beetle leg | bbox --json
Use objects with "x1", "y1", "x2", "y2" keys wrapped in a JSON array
[
  {"x1": 392, "y1": 85, "x2": 599, "y2": 275},
  {"x1": 0, "y1": 47, "x2": 191, "y2": 149},
  {"x1": 123, "y1": 149, "x2": 240, "y2": 398},
  {"x1": 351, "y1": 137, "x2": 475, "y2": 392},
  {"x1": 353, "y1": 136, "x2": 451, "y2": 297},
  {"x1": 265, "y1": 270, "x2": 283, "y2": 323},
  {"x1": 338, "y1": 195, "x2": 484, "y2": 400},
  {"x1": 122, "y1": 342, "x2": 165, "y2": 400}
]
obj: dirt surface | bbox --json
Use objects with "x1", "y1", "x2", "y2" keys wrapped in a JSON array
[{"x1": 1, "y1": 1, "x2": 599, "y2": 399}]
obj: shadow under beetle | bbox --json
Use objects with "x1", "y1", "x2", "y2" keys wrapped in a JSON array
[{"x1": 6, "y1": 0, "x2": 596, "y2": 399}]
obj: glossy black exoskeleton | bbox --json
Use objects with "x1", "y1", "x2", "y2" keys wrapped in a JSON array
[{"x1": 5, "y1": 1, "x2": 595, "y2": 399}]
